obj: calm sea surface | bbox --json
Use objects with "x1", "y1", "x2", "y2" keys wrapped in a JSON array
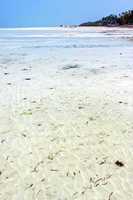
[{"x1": 0, "y1": 27, "x2": 133, "y2": 65}]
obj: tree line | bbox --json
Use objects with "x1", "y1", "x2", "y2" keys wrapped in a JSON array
[{"x1": 80, "y1": 10, "x2": 133, "y2": 26}]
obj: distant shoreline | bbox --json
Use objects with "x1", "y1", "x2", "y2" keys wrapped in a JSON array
[
  {"x1": 79, "y1": 10, "x2": 133, "y2": 27},
  {"x1": 78, "y1": 25, "x2": 133, "y2": 28},
  {"x1": 0, "y1": 25, "x2": 133, "y2": 30}
]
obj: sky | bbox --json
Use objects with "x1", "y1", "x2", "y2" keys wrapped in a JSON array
[{"x1": 0, "y1": 0, "x2": 133, "y2": 27}]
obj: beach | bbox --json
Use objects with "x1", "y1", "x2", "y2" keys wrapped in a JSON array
[{"x1": 0, "y1": 27, "x2": 133, "y2": 199}]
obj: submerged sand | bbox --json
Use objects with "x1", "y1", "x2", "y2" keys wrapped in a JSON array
[{"x1": 0, "y1": 27, "x2": 133, "y2": 199}]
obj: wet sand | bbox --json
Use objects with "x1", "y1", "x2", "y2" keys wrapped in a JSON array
[{"x1": 0, "y1": 27, "x2": 133, "y2": 199}]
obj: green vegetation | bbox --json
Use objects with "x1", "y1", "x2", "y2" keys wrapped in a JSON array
[
  {"x1": 80, "y1": 10, "x2": 133, "y2": 26},
  {"x1": 118, "y1": 10, "x2": 133, "y2": 25},
  {"x1": 21, "y1": 111, "x2": 32, "y2": 116}
]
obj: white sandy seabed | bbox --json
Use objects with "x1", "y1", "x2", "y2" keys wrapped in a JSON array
[{"x1": 0, "y1": 27, "x2": 133, "y2": 200}]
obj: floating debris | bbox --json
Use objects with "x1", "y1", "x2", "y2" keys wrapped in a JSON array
[{"x1": 115, "y1": 160, "x2": 124, "y2": 167}]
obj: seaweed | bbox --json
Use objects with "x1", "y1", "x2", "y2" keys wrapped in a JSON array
[
  {"x1": 62, "y1": 64, "x2": 80, "y2": 70},
  {"x1": 25, "y1": 78, "x2": 31, "y2": 80},
  {"x1": 115, "y1": 160, "x2": 124, "y2": 167},
  {"x1": 21, "y1": 111, "x2": 32, "y2": 116}
]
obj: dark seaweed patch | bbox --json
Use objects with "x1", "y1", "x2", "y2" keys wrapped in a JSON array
[
  {"x1": 62, "y1": 64, "x2": 80, "y2": 70},
  {"x1": 115, "y1": 160, "x2": 124, "y2": 167},
  {"x1": 25, "y1": 78, "x2": 31, "y2": 80},
  {"x1": 4, "y1": 73, "x2": 9, "y2": 75}
]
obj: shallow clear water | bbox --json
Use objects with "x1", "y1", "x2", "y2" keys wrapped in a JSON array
[
  {"x1": 0, "y1": 27, "x2": 133, "y2": 66},
  {"x1": 0, "y1": 27, "x2": 133, "y2": 50}
]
